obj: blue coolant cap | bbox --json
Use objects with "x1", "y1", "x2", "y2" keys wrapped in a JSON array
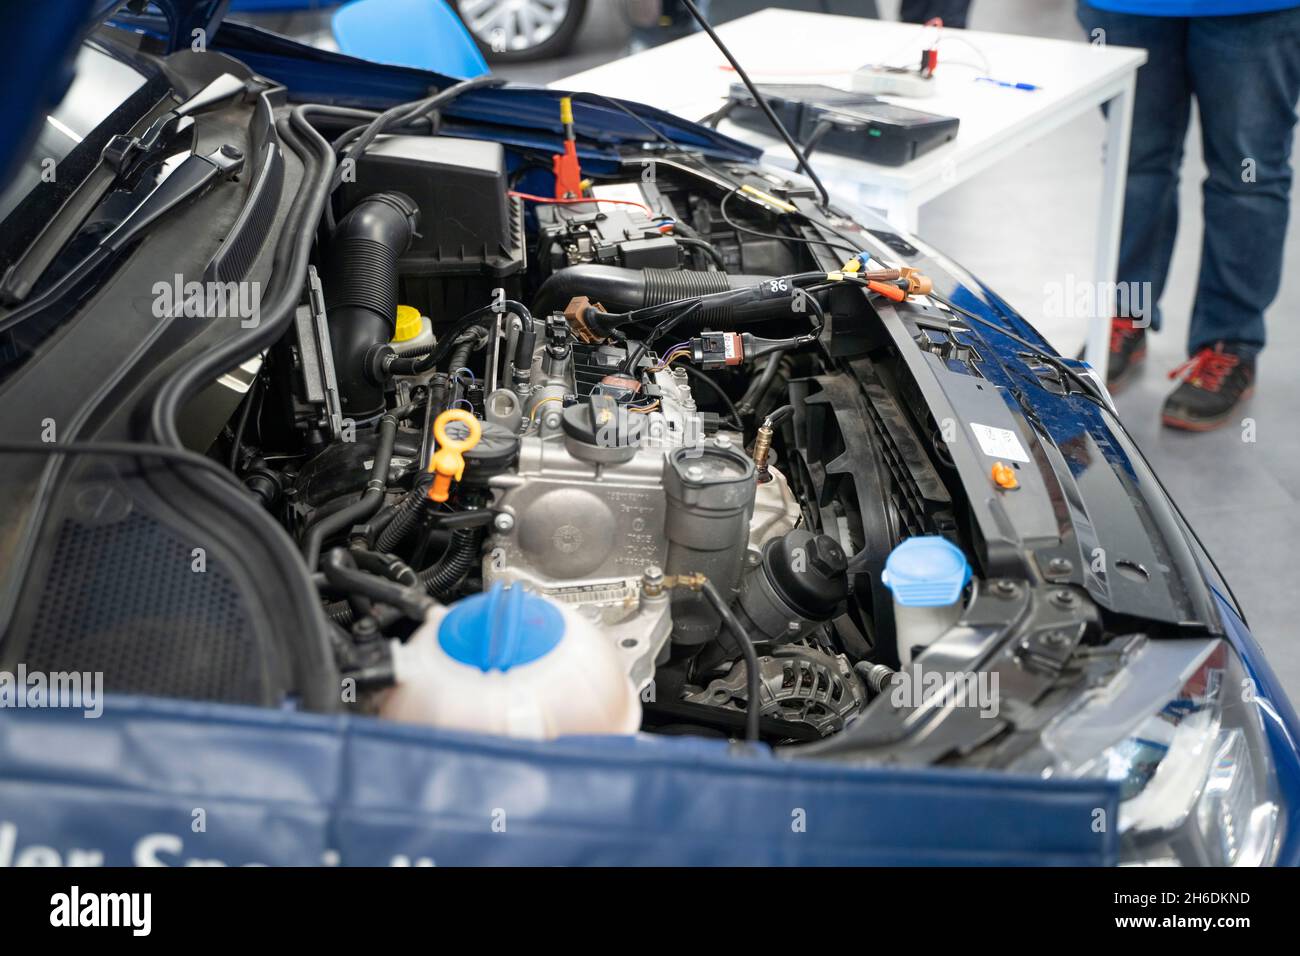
[
  {"x1": 438, "y1": 582, "x2": 564, "y2": 672},
  {"x1": 882, "y1": 536, "x2": 971, "y2": 607}
]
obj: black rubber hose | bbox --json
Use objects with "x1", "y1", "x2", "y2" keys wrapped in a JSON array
[
  {"x1": 737, "y1": 350, "x2": 787, "y2": 416},
  {"x1": 532, "y1": 265, "x2": 780, "y2": 321},
  {"x1": 301, "y1": 406, "x2": 408, "y2": 570},
  {"x1": 349, "y1": 546, "x2": 418, "y2": 587},
  {"x1": 324, "y1": 598, "x2": 406, "y2": 632},
  {"x1": 324, "y1": 192, "x2": 420, "y2": 419},
  {"x1": 418, "y1": 527, "x2": 481, "y2": 598},
  {"x1": 513, "y1": 319, "x2": 536, "y2": 368},
  {"x1": 701, "y1": 579, "x2": 762, "y2": 742},
  {"x1": 375, "y1": 487, "x2": 428, "y2": 552},
  {"x1": 764, "y1": 404, "x2": 795, "y2": 429},
  {"x1": 227, "y1": 371, "x2": 261, "y2": 472},
  {"x1": 446, "y1": 336, "x2": 476, "y2": 377},
  {"x1": 321, "y1": 548, "x2": 432, "y2": 621},
  {"x1": 145, "y1": 105, "x2": 341, "y2": 713},
  {"x1": 675, "y1": 236, "x2": 727, "y2": 270},
  {"x1": 682, "y1": 365, "x2": 744, "y2": 431}
]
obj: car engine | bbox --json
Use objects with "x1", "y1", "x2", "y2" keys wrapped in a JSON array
[{"x1": 212, "y1": 122, "x2": 948, "y2": 745}]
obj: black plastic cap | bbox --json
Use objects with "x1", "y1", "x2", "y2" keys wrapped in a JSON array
[{"x1": 765, "y1": 530, "x2": 849, "y2": 619}]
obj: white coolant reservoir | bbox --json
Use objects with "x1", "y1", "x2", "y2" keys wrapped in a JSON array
[
  {"x1": 381, "y1": 582, "x2": 641, "y2": 739},
  {"x1": 882, "y1": 536, "x2": 972, "y2": 668}
]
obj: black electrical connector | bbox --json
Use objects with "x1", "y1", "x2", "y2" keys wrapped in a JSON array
[{"x1": 689, "y1": 331, "x2": 819, "y2": 369}]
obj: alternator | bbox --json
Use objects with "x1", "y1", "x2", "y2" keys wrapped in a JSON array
[{"x1": 684, "y1": 645, "x2": 867, "y2": 736}]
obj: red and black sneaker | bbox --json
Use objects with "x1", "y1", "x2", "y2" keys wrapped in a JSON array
[
  {"x1": 1106, "y1": 318, "x2": 1147, "y2": 392},
  {"x1": 1161, "y1": 342, "x2": 1256, "y2": 432}
]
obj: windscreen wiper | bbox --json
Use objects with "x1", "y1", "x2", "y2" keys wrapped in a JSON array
[
  {"x1": 0, "y1": 143, "x2": 246, "y2": 336},
  {"x1": 0, "y1": 73, "x2": 256, "y2": 305}
]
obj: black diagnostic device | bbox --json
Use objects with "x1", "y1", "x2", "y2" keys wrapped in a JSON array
[{"x1": 722, "y1": 83, "x2": 959, "y2": 167}]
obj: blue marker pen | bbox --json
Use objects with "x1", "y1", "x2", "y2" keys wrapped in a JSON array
[{"x1": 976, "y1": 77, "x2": 1041, "y2": 92}]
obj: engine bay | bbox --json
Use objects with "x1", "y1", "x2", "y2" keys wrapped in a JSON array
[{"x1": 209, "y1": 113, "x2": 976, "y2": 746}]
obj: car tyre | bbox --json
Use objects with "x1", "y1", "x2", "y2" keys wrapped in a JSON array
[{"x1": 450, "y1": 0, "x2": 588, "y2": 63}]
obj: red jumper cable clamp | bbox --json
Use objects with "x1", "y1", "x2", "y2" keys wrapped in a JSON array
[{"x1": 552, "y1": 96, "x2": 584, "y2": 199}]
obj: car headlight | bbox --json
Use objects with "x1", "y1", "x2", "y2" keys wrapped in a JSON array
[{"x1": 1012, "y1": 637, "x2": 1284, "y2": 866}]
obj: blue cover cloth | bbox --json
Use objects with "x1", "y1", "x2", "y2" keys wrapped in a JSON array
[
  {"x1": 0, "y1": 695, "x2": 1120, "y2": 866},
  {"x1": 1086, "y1": 0, "x2": 1300, "y2": 15}
]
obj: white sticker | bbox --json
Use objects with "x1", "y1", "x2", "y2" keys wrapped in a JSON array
[
  {"x1": 591, "y1": 182, "x2": 648, "y2": 207},
  {"x1": 970, "y1": 423, "x2": 1030, "y2": 463}
]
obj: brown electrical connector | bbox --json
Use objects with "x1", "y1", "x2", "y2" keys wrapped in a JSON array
[
  {"x1": 563, "y1": 296, "x2": 607, "y2": 343},
  {"x1": 597, "y1": 373, "x2": 642, "y2": 400},
  {"x1": 899, "y1": 267, "x2": 933, "y2": 297}
]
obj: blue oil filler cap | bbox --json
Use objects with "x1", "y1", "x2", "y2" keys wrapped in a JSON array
[
  {"x1": 882, "y1": 536, "x2": 971, "y2": 607},
  {"x1": 438, "y1": 582, "x2": 565, "y2": 672}
]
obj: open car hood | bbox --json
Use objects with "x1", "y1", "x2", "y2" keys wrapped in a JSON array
[
  {"x1": 0, "y1": 0, "x2": 757, "y2": 196},
  {"x1": 0, "y1": 2, "x2": 232, "y2": 185}
]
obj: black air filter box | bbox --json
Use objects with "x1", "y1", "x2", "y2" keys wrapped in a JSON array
[{"x1": 340, "y1": 135, "x2": 524, "y2": 277}]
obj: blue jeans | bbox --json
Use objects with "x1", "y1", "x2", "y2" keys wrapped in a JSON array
[{"x1": 1078, "y1": 2, "x2": 1300, "y2": 356}]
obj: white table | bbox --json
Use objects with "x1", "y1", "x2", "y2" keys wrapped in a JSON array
[{"x1": 553, "y1": 8, "x2": 1147, "y2": 377}]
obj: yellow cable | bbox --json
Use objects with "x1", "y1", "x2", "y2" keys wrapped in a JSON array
[
  {"x1": 739, "y1": 183, "x2": 797, "y2": 213},
  {"x1": 530, "y1": 396, "x2": 565, "y2": 422}
]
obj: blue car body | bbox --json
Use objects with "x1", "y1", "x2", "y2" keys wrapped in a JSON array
[{"x1": 0, "y1": 0, "x2": 1296, "y2": 867}]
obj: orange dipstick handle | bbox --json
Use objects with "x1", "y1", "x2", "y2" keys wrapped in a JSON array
[{"x1": 427, "y1": 409, "x2": 482, "y2": 503}]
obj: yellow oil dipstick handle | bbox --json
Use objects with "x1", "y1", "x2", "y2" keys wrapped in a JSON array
[{"x1": 427, "y1": 408, "x2": 482, "y2": 503}]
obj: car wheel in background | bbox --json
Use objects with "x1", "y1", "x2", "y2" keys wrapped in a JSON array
[{"x1": 450, "y1": 0, "x2": 588, "y2": 62}]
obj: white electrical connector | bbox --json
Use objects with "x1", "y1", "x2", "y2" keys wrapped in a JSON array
[{"x1": 850, "y1": 65, "x2": 937, "y2": 98}]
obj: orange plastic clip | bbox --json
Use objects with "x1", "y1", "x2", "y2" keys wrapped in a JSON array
[
  {"x1": 427, "y1": 409, "x2": 482, "y2": 503},
  {"x1": 991, "y1": 461, "x2": 1019, "y2": 490}
]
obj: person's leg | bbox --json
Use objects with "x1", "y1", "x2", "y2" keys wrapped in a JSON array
[
  {"x1": 627, "y1": 0, "x2": 713, "y2": 53},
  {"x1": 1078, "y1": 3, "x2": 1191, "y2": 335},
  {"x1": 900, "y1": 0, "x2": 970, "y2": 28},
  {"x1": 1076, "y1": 3, "x2": 1191, "y2": 387},
  {"x1": 1185, "y1": 8, "x2": 1300, "y2": 357}
]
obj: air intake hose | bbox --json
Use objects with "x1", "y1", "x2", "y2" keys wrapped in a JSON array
[
  {"x1": 532, "y1": 265, "x2": 792, "y2": 326},
  {"x1": 324, "y1": 192, "x2": 420, "y2": 419}
]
